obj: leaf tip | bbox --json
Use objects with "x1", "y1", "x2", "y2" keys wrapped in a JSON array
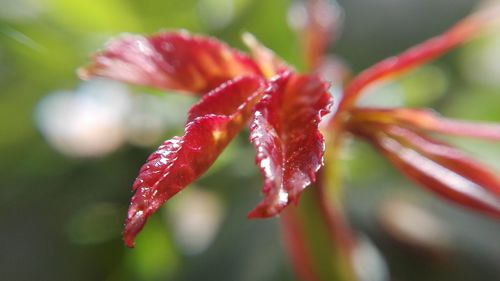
[
  {"x1": 123, "y1": 208, "x2": 148, "y2": 248},
  {"x1": 241, "y1": 32, "x2": 257, "y2": 48},
  {"x1": 247, "y1": 192, "x2": 290, "y2": 219},
  {"x1": 76, "y1": 65, "x2": 93, "y2": 80},
  {"x1": 247, "y1": 206, "x2": 279, "y2": 219},
  {"x1": 246, "y1": 211, "x2": 261, "y2": 219}
]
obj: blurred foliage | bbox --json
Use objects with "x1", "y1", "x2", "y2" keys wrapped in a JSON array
[{"x1": 1, "y1": 0, "x2": 500, "y2": 281}]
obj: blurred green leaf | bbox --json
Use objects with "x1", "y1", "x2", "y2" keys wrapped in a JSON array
[{"x1": 44, "y1": 0, "x2": 142, "y2": 32}]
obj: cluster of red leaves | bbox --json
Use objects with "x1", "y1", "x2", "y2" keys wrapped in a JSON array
[
  {"x1": 80, "y1": 32, "x2": 332, "y2": 247},
  {"x1": 336, "y1": 6, "x2": 500, "y2": 218},
  {"x1": 80, "y1": 4, "x2": 500, "y2": 248}
]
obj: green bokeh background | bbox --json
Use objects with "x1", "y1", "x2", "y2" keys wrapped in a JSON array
[{"x1": 1, "y1": 0, "x2": 500, "y2": 280}]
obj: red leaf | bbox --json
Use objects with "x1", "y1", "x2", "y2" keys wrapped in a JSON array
[
  {"x1": 248, "y1": 72, "x2": 332, "y2": 218},
  {"x1": 386, "y1": 108, "x2": 500, "y2": 141},
  {"x1": 294, "y1": 0, "x2": 342, "y2": 70},
  {"x1": 336, "y1": 6, "x2": 500, "y2": 112},
  {"x1": 79, "y1": 31, "x2": 262, "y2": 95},
  {"x1": 350, "y1": 107, "x2": 500, "y2": 141},
  {"x1": 360, "y1": 125, "x2": 500, "y2": 217},
  {"x1": 125, "y1": 76, "x2": 265, "y2": 247},
  {"x1": 242, "y1": 33, "x2": 290, "y2": 78}
]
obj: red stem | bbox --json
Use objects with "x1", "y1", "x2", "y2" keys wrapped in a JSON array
[{"x1": 332, "y1": 6, "x2": 500, "y2": 118}]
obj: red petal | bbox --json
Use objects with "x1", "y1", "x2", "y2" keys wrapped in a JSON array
[
  {"x1": 79, "y1": 31, "x2": 262, "y2": 95},
  {"x1": 248, "y1": 72, "x2": 332, "y2": 218},
  {"x1": 337, "y1": 6, "x2": 500, "y2": 112},
  {"x1": 125, "y1": 76, "x2": 265, "y2": 247},
  {"x1": 361, "y1": 125, "x2": 500, "y2": 217}
]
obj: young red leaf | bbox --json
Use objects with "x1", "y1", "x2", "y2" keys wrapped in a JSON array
[
  {"x1": 79, "y1": 31, "x2": 262, "y2": 95},
  {"x1": 356, "y1": 125, "x2": 500, "y2": 217},
  {"x1": 399, "y1": 112, "x2": 500, "y2": 141},
  {"x1": 296, "y1": 0, "x2": 342, "y2": 70},
  {"x1": 351, "y1": 107, "x2": 500, "y2": 141},
  {"x1": 248, "y1": 72, "x2": 332, "y2": 218},
  {"x1": 125, "y1": 76, "x2": 265, "y2": 247},
  {"x1": 242, "y1": 32, "x2": 290, "y2": 78},
  {"x1": 336, "y1": 6, "x2": 500, "y2": 112}
]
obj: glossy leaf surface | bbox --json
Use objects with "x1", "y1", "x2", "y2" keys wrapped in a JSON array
[
  {"x1": 125, "y1": 76, "x2": 265, "y2": 247},
  {"x1": 248, "y1": 72, "x2": 332, "y2": 218},
  {"x1": 80, "y1": 31, "x2": 262, "y2": 95}
]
